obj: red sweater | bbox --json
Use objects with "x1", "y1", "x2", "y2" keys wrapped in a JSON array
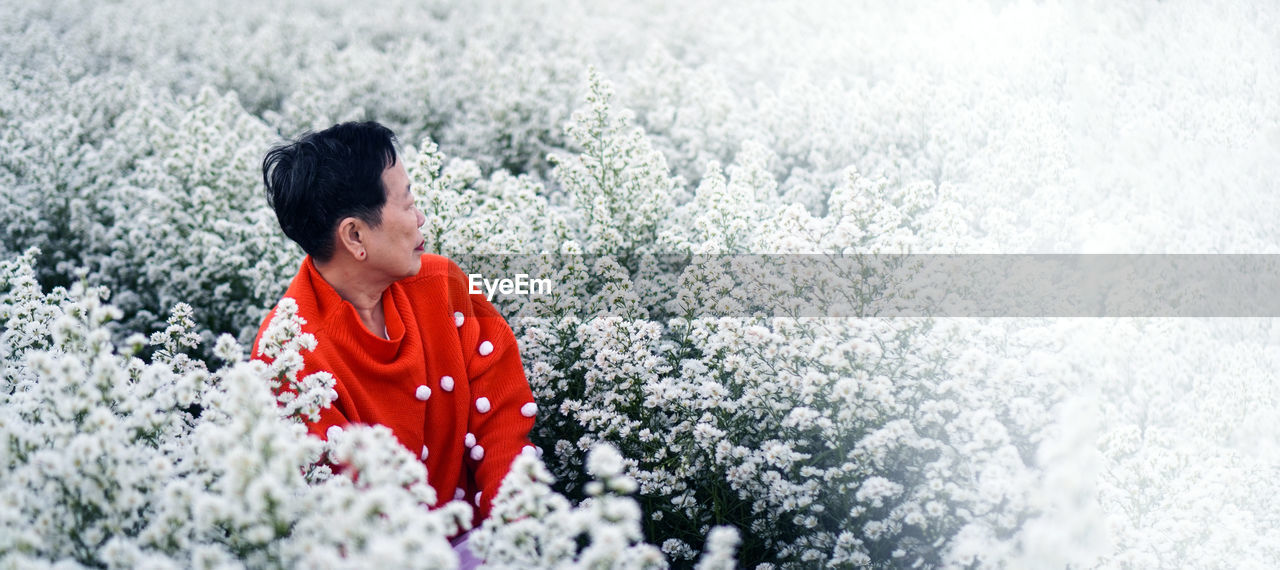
[{"x1": 252, "y1": 254, "x2": 537, "y2": 523}]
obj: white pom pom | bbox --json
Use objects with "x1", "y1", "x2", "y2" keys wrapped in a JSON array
[
  {"x1": 440, "y1": 375, "x2": 454, "y2": 392},
  {"x1": 325, "y1": 425, "x2": 344, "y2": 440},
  {"x1": 520, "y1": 402, "x2": 538, "y2": 418},
  {"x1": 478, "y1": 340, "x2": 494, "y2": 356},
  {"x1": 474, "y1": 491, "x2": 482, "y2": 506},
  {"x1": 475, "y1": 397, "x2": 491, "y2": 413},
  {"x1": 455, "y1": 487, "x2": 465, "y2": 500},
  {"x1": 470, "y1": 445, "x2": 485, "y2": 461},
  {"x1": 415, "y1": 385, "x2": 431, "y2": 401},
  {"x1": 454, "y1": 311, "x2": 465, "y2": 327},
  {"x1": 522, "y1": 445, "x2": 538, "y2": 457},
  {"x1": 420, "y1": 446, "x2": 429, "y2": 460},
  {"x1": 464, "y1": 432, "x2": 476, "y2": 448}
]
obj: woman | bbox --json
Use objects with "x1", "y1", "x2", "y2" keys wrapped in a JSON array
[{"x1": 254, "y1": 122, "x2": 537, "y2": 561}]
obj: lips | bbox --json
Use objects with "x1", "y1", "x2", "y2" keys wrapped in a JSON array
[{"x1": 415, "y1": 239, "x2": 426, "y2": 251}]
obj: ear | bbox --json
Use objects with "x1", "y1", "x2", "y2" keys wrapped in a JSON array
[{"x1": 334, "y1": 216, "x2": 368, "y2": 259}]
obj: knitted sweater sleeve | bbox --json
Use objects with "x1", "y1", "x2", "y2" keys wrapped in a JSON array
[{"x1": 445, "y1": 260, "x2": 537, "y2": 522}]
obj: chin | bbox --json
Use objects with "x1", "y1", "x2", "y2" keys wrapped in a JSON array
[{"x1": 404, "y1": 257, "x2": 423, "y2": 276}]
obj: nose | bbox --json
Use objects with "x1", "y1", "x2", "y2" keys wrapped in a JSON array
[{"x1": 416, "y1": 208, "x2": 426, "y2": 228}]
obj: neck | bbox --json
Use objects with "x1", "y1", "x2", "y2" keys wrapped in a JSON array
[{"x1": 313, "y1": 256, "x2": 393, "y2": 337}]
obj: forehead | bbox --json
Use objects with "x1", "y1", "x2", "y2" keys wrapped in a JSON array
[{"x1": 380, "y1": 159, "x2": 410, "y2": 195}]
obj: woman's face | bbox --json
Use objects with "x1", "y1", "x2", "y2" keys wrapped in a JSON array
[{"x1": 363, "y1": 159, "x2": 426, "y2": 280}]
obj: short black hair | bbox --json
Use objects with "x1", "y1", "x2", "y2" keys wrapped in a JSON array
[{"x1": 262, "y1": 121, "x2": 399, "y2": 262}]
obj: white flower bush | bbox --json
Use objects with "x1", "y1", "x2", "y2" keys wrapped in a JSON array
[
  {"x1": 0, "y1": 72, "x2": 295, "y2": 351},
  {"x1": 413, "y1": 72, "x2": 1074, "y2": 567},
  {"x1": 471, "y1": 446, "x2": 667, "y2": 569},
  {"x1": 0, "y1": 250, "x2": 465, "y2": 567},
  {"x1": 3, "y1": 0, "x2": 1278, "y2": 567},
  {"x1": 2, "y1": 251, "x2": 693, "y2": 568}
]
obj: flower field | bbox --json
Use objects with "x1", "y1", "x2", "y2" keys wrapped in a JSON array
[{"x1": 2, "y1": 0, "x2": 1278, "y2": 567}]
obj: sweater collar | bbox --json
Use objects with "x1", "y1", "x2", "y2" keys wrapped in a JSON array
[{"x1": 295, "y1": 256, "x2": 406, "y2": 361}]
